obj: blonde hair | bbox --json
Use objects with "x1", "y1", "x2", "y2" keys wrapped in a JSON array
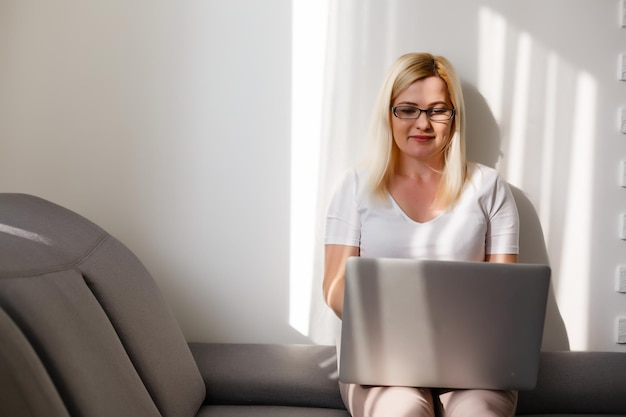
[{"x1": 364, "y1": 52, "x2": 467, "y2": 209}]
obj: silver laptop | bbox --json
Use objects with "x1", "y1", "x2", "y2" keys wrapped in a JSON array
[{"x1": 339, "y1": 257, "x2": 550, "y2": 390}]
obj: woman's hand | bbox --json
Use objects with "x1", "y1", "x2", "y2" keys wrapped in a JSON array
[{"x1": 323, "y1": 244, "x2": 360, "y2": 319}]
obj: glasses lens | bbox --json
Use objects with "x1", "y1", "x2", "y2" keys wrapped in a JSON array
[
  {"x1": 393, "y1": 106, "x2": 453, "y2": 120},
  {"x1": 394, "y1": 106, "x2": 419, "y2": 119},
  {"x1": 427, "y1": 108, "x2": 453, "y2": 121}
]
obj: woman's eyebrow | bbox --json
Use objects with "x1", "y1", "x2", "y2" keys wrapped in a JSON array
[
  {"x1": 394, "y1": 101, "x2": 418, "y2": 106},
  {"x1": 394, "y1": 100, "x2": 449, "y2": 107}
]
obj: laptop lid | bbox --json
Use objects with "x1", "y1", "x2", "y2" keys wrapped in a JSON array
[{"x1": 339, "y1": 257, "x2": 550, "y2": 390}]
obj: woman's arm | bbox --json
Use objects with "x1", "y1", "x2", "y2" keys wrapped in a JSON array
[
  {"x1": 485, "y1": 253, "x2": 518, "y2": 263},
  {"x1": 323, "y1": 244, "x2": 360, "y2": 319}
]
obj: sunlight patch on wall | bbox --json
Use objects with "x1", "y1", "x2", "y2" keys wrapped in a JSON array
[
  {"x1": 478, "y1": 7, "x2": 507, "y2": 122},
  {"x1": 538, "y1": 54, "x2": 559, "y2": 242},
  {"x1": 558, "y1": 72, "x2": 597, "y2": 350},
  {"x1": 289, "y1": 0, "x2": 328, "y2": 337},
  {"x1": 506, "y1": 32, "x2": 532, "y2": 186}
]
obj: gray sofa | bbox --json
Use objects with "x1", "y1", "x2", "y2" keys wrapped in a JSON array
[{"x1": 1, "y1": 193, "x2": 625, "y2": 417}]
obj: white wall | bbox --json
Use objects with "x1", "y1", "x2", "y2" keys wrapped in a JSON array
[
  {"x1": 1, "y1": 0, "x2": 625, "y2": 351},
  {"x1": 0, "y1": 0, "x2": 298, "y2": 344}
]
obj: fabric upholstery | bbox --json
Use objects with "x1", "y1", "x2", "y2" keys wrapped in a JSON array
[
  {"x1": 0, "y1": 269, "x2": 161, "y2": 417},
  {"x1": 191, "y1": 342, "x2": 626, "y2": 417},
  {"x1": 196, "y1": 405, "x2": 351, "y2": 417},
  {"x1": 190, "y1": 343, "x2": 345, "y2": 410},
  {"x1": 0, "y1": 308, "x2": 70, "y2": 417},
  {"x1": 0, "y1": 193, "x2": 205, "y2": 417},
  {"x1": 79, "y1": 233, "x2": 206, "y2": 417},
  {"x1": 516, "y1": 351, "x2": 626, "y2": 415}
]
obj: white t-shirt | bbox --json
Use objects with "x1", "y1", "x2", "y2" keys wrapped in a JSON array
[{"x1": 325, "y1": 163, "x2": 519, "y2": 260}]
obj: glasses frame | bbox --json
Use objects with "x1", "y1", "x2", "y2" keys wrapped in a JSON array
[{"x1": 391, "y1": 105, "x2": 456, "y2": 122}]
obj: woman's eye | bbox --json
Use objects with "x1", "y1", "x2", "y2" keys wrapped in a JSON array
[{"x1": 399, "y1": 107, "x2": 417, "y2": 116}]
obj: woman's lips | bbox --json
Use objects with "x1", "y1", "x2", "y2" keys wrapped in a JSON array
[{"x1": 409, "y1": 135, "x2": 434, "y2": 142}]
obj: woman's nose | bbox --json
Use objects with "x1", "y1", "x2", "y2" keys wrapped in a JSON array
[{"x1": 413, "y1": 112, "x2": 431, "y2": 129}]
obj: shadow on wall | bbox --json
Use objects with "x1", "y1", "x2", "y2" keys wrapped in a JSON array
[
  {"x1": 464, "y1": 82, "x2": 570, "y2": 352},
  {"x1": 464, "y1": 82, "x2": 502, "y2": 169},
  {"x1": 511, "y1": 185, "x2": 570, "y2": 352}
]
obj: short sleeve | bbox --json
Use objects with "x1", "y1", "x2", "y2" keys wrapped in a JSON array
[
  {"x1": 484, "y1": 174, "x2": 520, "y2": 255},
  {"x1": 324, "y1": 169, "x2": 361, "y2": 247}
]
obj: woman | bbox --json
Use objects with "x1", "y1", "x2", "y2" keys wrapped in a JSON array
[{"x1": 323, "y1": 53, "x2": 520, "y2": 417}]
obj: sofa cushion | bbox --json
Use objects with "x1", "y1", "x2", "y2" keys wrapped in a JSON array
[
  {"x1": 516, "y1": 351, "x2": 626, "y2": 415},
  {"x1": 196, "y1": 405, "x2": 350, "y2": 417},
  {"x1": 0, "y1": 307, "x2": 70, "y2": 417},
  {"x1": 0, "y1": 194, "x2": 205, "y2": 417},
  {"x1": 0, "y1": 270, "x2": 161, "y2": 417},
  {"x1": 190, "y1": 343, "x2": 345, "y2": 410},
  {"x1": 79, "y1": 233, "x2": 205, "y2": 417}
]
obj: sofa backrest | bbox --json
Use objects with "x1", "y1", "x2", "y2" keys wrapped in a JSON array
[{"x1": 0, "y1": 194, "x2": 205, "y2": 417}]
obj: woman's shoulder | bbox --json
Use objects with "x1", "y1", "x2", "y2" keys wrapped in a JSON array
[
  {"x1": 334, "y1": 166, "x2": 371, "y2": 190},
  {"x1": 328, "y1": 166, "x2": 370, "y2": 201},
  {"x1": 466, "y1": 162, "x2": 504, "y2": 185},
  {"x1": 464, "y1": 162, "x2": 514, "y2": 201}
]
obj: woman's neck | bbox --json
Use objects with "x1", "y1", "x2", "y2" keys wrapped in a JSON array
[{"x1": 395, "y1": 154, "x2": 445, "y2": 181}]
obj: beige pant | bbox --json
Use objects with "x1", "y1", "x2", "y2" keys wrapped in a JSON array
[{"x1": 339, "y1": 382, "x2": 518, "y2": 417}]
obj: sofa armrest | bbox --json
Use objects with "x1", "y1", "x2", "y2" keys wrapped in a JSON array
[
  {"x1": 189, "y1": 343, "x2": 345, "y2": 410},
  {"x1": 516, "y1": 351, "x2": 626, "y2": 415}
]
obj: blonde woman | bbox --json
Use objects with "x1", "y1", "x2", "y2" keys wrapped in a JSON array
[{"x1": 323, "y1": 53, "x2": 519, "y2": 417}]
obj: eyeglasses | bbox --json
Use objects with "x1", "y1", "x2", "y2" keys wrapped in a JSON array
[{"x1": 391, "y1": 105, "x2": 455, "y2": 122}]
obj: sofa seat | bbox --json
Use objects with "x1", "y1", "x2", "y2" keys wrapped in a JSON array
[
  {"x1": 197, "y1": 406, "x2": 350, "y2": 417},
  {"x1": 190, "y1": 343, "x2": 349, "y2": 416},
  {"x1": 190, "y1": 343, "x2": 626, "y2": 417}
]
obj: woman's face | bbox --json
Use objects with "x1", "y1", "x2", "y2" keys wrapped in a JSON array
[{"x1": 390, "y1": 76, "x2": 454, "y2": 166}]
